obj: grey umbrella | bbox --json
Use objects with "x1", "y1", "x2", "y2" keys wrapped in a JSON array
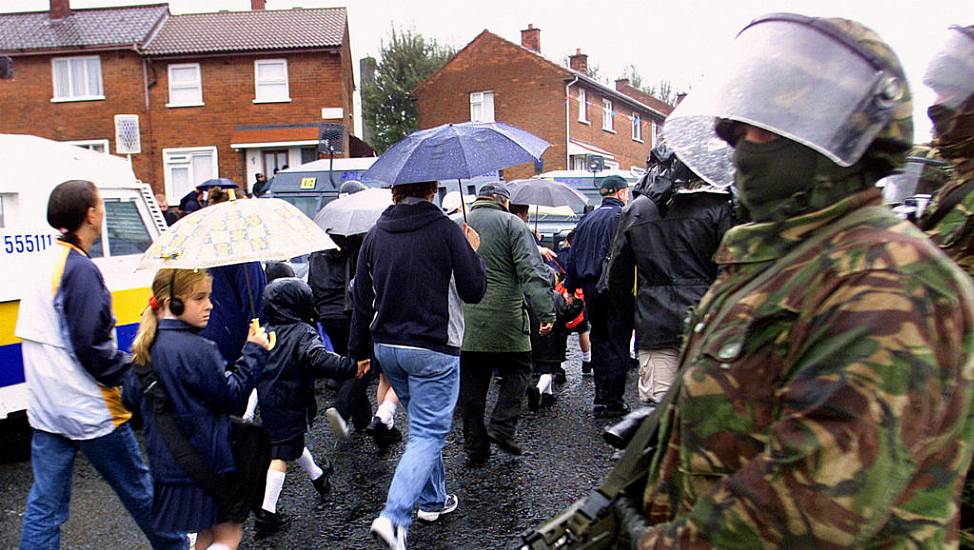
[
  {"x1": 312, "y1": 187, "x2": 393, "y2": 236},
  {"x1": 507, "y1": 178, "x2": 589, "y2": 234}
]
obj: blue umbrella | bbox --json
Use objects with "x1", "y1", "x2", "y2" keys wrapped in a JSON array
[
  {"x1": 197, "y1": 177, "x2": 239, "y2": 191},
  {"x1": 361, "y1": 121, "x2": 550, "y2": 221}
]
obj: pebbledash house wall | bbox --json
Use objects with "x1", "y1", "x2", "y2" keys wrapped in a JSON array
[
  {"x1": 146, "y1": 48, "x2": 353, "y2": 193},
  {"x1": 415, "y1": 31, "x2": 662, "y2": 181},
  {"x1": 0, "y1": 47, "x2": 354, "y2": 197}
]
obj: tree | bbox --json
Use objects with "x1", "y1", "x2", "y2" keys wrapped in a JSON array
[
  {"x1": 615, "y1": 64, "x2": 677, "y2": 105},
  {"x1": 362, "y1": 27, "x2": 454, "y2": 153},
  {"x1": 618, "y1": 64, "x2": 644, "y2": 90}
]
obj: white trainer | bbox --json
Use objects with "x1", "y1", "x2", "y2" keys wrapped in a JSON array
[
  {"x1": 324, "y1": 407, "x2": 350, "y2": 441},
  {"x1": 416, "y1": 494, "x2": 459, "y2": 522},
  {"x1": 370, "y1": 516, "x2": 406, "y2": 550}
]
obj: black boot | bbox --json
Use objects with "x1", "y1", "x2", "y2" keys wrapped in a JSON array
[
  {"x1": 254, "y1": 509, "x2": 292, "y2": 537},
  {"x1": 311, "y1": 457, "x2": 333, "y2": 496}
]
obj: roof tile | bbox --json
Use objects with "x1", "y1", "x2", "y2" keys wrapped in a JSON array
[
  {"x1": 0, "y1": 4, "x2": 168, "y2": 53},
  {"x1": 144, "y1": 8, "x2": 346, "y2": 56}
]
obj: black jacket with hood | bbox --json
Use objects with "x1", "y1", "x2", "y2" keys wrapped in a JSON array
[
  {"x1": 258, "y1": 278, "x2": 356, "y2": 443},
  {"x1": 308, "y1": 234, "x2": 363, "y2": 321},
  {"x1": 349, "y1": 198, "x2": 486, "y2": 359},
  {"x1": 607, "y1": 192, "x2": 734, "y2": 350}
]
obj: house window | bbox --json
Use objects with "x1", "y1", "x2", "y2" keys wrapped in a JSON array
[
  {"x1": 163, "y1": 147, "x2": 218, "y2": 203},
  {"x1": 167, "y1": 63, "x2": 203, "y2": 107},
  {"x1": 632, "y1": 112, "x2": 642, "y2": 142},
  {"x1": 254, "y1": 59, "x2": 290, "y2": 103},
  {"x1": 602, "y1": 99, "x2": 613, "y2": 131},
  {"x1": 300, "y1": 147, "x2": 318, "y2": 165},
  {"x1": 51, "y1": 56, "x2": 103, "y2": 101},
  {"x1": 604, "y1": 159, "x2": 620, "y2": 170},
  {"x1": 470, "y1": 91, "x2": 495, "y2": 122},
  {"x1": 64, "y1": 139, "x2": 109, "y2": 154},
  {"x1": 577, "y1": 89, "x2": 588, "y2": 123}
]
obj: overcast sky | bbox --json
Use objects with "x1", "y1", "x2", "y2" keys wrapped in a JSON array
[{"x1": 4, "y1": 0, "x2": 972, "y2": 142}]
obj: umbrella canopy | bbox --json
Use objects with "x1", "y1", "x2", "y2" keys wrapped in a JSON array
[
  {"x1": 197, "y1": 177, "x2": 239, "y2": 190},
  {"x1": 507, "y1": 178, "x2": 588, "y2": 211},
  {"x1": 313, "y1": 187, "x2": 393, "y2": 236},
  {"x1": 361, "y1": 121, "x2": 550, "y2": 186},
  {"x1": 137, "y1": 197, "x2": 336, "y2": 271}
]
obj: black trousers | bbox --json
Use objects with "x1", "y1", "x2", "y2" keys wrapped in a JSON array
[
  {"x1": 459, "y1": 350, "x2": 532, "y2": 454},
  {"x1": 321, "y1": 317, "x2": 373, "y2": 430},
  {"x1": 582, "y1": 284, "x2": 630, "y2": 409}
]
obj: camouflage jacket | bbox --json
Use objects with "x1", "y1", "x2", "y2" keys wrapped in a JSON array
[
  {"x1": 922, "y1": 158, "x2": 974, "y2": 276},
  {"x1": 639, "y1": 188, "x2": 974, "y2": 548}
]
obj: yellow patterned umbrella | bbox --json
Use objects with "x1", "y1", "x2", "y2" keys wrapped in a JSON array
[{"x1": 137, "y1": 196, "x2": 336, "y2": 271}]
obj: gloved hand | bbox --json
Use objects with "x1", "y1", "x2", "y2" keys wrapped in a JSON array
[{"x1": 613, "y1": 496, "x2": 650, "y2": 550}]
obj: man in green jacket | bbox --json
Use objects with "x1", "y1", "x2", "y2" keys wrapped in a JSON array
[{"x1": 460, "y1": 182, "x2": 555, "y2": 464}]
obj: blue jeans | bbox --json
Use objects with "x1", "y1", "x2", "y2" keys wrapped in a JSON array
[
  {"x1": 374, "y1": 343, "x2": 460, "y2": 532},
  {"x1": 20, "y1": 424, "x2": 187, "y2": 550}
]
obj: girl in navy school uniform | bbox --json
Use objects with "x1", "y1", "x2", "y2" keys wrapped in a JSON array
[
  {"x1": 126, "y1": 268, "x2": 271, "y2": 550},
  {"x1": 252, "y1": 277, "x2": 366, "y2": 536}
]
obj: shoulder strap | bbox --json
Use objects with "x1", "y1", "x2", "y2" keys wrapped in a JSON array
[
  {"x1": 135, "y1": 364, "x2": 228, "y2": 499},
  {"x1": 597, "y1": 205, "x2": 892, "y2": 498},
  {"x1": 920, "y1": 177, "x2": 974, "y2": 231}
]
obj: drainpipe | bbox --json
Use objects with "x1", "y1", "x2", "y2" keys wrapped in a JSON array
[{"x1": 564, "y1": 75, "x2": 579, "y2": 171}]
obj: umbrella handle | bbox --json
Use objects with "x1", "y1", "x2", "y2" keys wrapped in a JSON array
[
  {"x1": 251, "y1": 318, "x2": 276, "y2": 350},
  {"x1": 458, "y1": 179, "x2": 467, "y2": 223}
]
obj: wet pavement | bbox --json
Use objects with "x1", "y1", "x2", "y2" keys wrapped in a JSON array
[{"x1": 0, "y1": 337, "x2": 639, "y2": 549}]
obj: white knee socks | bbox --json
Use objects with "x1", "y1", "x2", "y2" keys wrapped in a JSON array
[
  {"x1": 297, "y1": 447, "x2": 324, "y2": 480},
  {"x1": 261, "y1": 469, "x2": 286, "y2": 513},
  {"x1": 537, "y1": 374, "x2": 553, "y2": 395},
  {"x1": 581, "y1": 350, "x2": 591, "y2": 362},
  {"x1": 242, "y1": 389, "x2": 258, "y2": 422},
  {"x1": 206, "y1": 544, "x2": 231, "y2": 550},
  {"x1": 376, "y1": 400, "x2": 397, "y2": 429}
]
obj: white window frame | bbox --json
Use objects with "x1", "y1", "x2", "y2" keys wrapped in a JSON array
[
  {"x1": 63, "y1": 139, "x2": 110, "y2": 154},
  {"x1": 162, "y1": 146, "x2": 219, "y2": 203},
  {"x1": 632, "y1": 112, "x2": 643, "y2": 142},
  {"x1": 602, "y1": 99, "x2": 614, "y2": 132},
  {"x1": 253, "y1": 59, "x2": 291, "y2": 104},
  {"x1": 577, "y1": 88, "x2": 588, "y2": 123},
  {"x1": 50, "y1": 55, "x2": 104, "y2": 102},
  {"x1": 604, "y1": 159, "x2": 620, "y2": 170},
  {"x1": 167, "y1": 63, "x2": 203, "y2": 108},
  {"x1": 469, "y1": 90, "x2": 495, "y2": 122}
]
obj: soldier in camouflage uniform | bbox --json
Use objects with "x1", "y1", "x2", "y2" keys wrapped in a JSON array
[
  {"x1": 920, "y1": 26, "x2": 974, "y2": 274},
  {"x1": 626, "y1": 15, "x2": 974, "y2": 548}
]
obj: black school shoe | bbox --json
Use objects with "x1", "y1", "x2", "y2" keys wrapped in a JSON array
[
  {"x1": 487, "y1": 431, "x2": 523, "y2": 455},
  {"x1": 366, "y1": 416, "x2": 403, "y2": 449},
  {"x1": 540, "y1": 393, "x2": 556, "y2": 408},
  {"x1": 581, "y1": 361, "x2": 592, "y2": 376},
  {"x1": 596, "y1": 402, "x2": 631, "y2": 419},
  {"x1": 554, "y1": 366, "x2": 568, "y2": 384},
  {"x1": 311, "y1": 458, "x2": 333, "y2": 496},
  {"x1": 526, "y1": 386, "x2": 541, "y2": 412},
  {"x1": 254, "y1": 509, "x2": 292, "y2": 537}
]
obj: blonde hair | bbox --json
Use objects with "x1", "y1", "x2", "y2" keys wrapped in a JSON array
[{"x1": 131, "y1": 268, "x2": 211, "y2": 366}]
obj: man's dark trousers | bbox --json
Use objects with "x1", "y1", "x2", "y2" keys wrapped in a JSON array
[
  {"x1": 583, "y1": 283, "x2": 629, "y2": 409},
  {"x1": 322, "y1": 316, "x2": 373, "y2": 430},
  {"x1": 459, "y1": 351, "x2": 532, "y2": 455}
]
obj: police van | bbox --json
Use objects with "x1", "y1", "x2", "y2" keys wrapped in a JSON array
[
  {"x1": 0, "y1": 134, "x2": 166, "y2": 419},
  {"x1": 532, "y1": 169, "x2": 643, "y2": 247}
]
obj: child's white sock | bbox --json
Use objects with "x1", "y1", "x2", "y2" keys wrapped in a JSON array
[
  {"x1": 537, "y1": 374, "x2": 553, "y2": 395},
  {"x1": 242, "y1": 389, "x2": 258, "y2": 422},
  {"x1": 376, "y1": 400, "x2": 397, "y2": 429},
  {"x1": 581, "y1": 350, "x2": 591, "y2": 362},
  {"x1": 297, "y1": 447, "x2": 324, "y2": 480},
  {"x1": 261, "y1": 469, "x2": 286, "y2": 513},
  {"x1": 206, "y1": 544, "x2": 231, "y2": 550}
]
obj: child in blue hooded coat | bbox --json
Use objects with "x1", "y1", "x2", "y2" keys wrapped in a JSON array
[{"x1": 253, "y1": 277, "x2": 365, "y2": 536}]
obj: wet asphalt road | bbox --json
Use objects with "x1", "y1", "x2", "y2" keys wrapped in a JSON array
[{"x1": 0, "y1": 338, "x2": 640, "y2": 549}]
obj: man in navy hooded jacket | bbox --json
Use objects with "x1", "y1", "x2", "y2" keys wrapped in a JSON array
[{"x1": 350, "y1": 180, "x2": 485, "y2": 548}]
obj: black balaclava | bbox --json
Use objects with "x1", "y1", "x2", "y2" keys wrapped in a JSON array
[{"x1": 929, "y1": 93, "x2": 974, "y2": 160}]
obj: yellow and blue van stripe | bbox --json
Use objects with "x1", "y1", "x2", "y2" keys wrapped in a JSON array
[{"x1": 0, "y1": 287, "x2": 152, "y2": 391}]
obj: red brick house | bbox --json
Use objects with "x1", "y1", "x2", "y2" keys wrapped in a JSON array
[
  {"x1": 414, "y1": 25, "x2": 673, "y2": 181},
  {"x1": 0, "y1": 0, "x2": 359, "y2": 202}
]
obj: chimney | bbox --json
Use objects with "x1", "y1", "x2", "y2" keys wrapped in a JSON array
[
  {"x1": 675, "y1": 92, "x2": 688, "y2": 106},
  {"x1": 49, "y1": 0, "x2": 71, "y2": 20},
  {"x1": 520, "y1": 24, "x2": 541, "y2": 53},
  {"x1": 569, "y1": 48, "x2": 588, "y2": 74},
  {"x1": 251, "y1": 0, "x2": 266, "y2": 10},
  {"x1": 614, "y1": 78, "x2": 630, "y2": 91}
]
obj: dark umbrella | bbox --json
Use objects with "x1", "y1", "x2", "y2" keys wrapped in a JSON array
[
  {"x1": 507, "y1": 177, "x2": 589, "y2": 234},
  {"x1": 361, "y1": 121, "x2": 550, "y2": 221},
  {"x1": 197, "y1": 177, "x2": 239, "y2": 190}
]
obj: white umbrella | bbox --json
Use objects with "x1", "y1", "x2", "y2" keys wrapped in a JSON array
[
  {"x1": 507, "y1": 178, "x2": 588, "y2": 211},
  {"x1": 313, "y1": 187, "x2": 392, "y2": 236},
  {"x1": 137, "y1": 196, "x2": 336, "y2": 272}
]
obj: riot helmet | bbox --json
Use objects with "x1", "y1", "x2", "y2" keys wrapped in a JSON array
[
  {"x1": 923, "y1": 26, "x2": 974, "y2": 110},
  {"x1": 663, "y1": 14, "x2": 913, "y2": 189}
]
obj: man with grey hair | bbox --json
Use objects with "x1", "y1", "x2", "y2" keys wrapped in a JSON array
[{"x1": 459, "y1": 182, "x2": 555, "y2": 464}]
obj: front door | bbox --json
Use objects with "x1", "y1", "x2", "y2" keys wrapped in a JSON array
[{"x1": 263, "y1": 150, "x2": 289, "y2": 175}]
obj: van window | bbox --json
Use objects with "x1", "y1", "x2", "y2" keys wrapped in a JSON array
[{"x1": 104, "y1": 200, "x2": 152, "y2": 256}]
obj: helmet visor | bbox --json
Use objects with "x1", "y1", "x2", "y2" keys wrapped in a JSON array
[
  {"x1": 880, "y1": 162, "x2": 922, "y2": 205},
  {"x1": 923, "y1": 27, "x2": 974, "y2": 109},
  {"x1": 664, "y1": 18, "x2": 904, "y2": 186}
]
